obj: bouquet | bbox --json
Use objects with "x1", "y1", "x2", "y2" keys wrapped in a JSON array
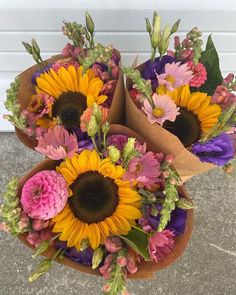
[
  {"x1": 123, "y1": 12, "x2": 236, "y2": 181},
  {"x1": 0, "y1": 108, "x2": 194, "y2": 294},
  {"x1": 3, "y1": 13, "x2": 125, "y2": 150}
]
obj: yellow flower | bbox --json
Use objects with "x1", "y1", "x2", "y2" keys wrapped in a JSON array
[
  {"x1": 34, "y1": 65, "x2": 108, "y2": 129},
  {"x1": 36, "y1": 65, "x2": 107, "y2": 107},
  {"x1": 157, "y1": 85, "x2": 221, "y2": 146},
  {"x1": 52, "y1": 150, "x2": 142, "y2": 250}
]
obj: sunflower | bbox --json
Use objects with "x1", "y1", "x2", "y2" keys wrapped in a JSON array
[
  {"x1": 52, "y1": 150, "x2": 142, "y2": 250},
  {"x1": 157, "y1": 85, "x2": 221, "y2": 147},
  {"x1": 35, "y1": 65, "x2": 107, "y2": 128}
]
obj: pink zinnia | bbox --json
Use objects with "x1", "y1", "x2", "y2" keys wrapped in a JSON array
[
  {"x1": 123, "y1": 151, "x2": 161, "y2": 189},
  {"x1": 188, "y1": 61, "x2": 207, "y2": 88},
  {"x1": 143, "y1": 93, "x2": 180, "y2": 126},
  {"x1": 21, "y1": 170, "x2": 68, "y2": 220},
  {"x1": 157, "y1": 61, "x2": 193, "y2": 91},
  {"x1": 35, "y1": 126, "x2": 78, "y2": 160},
  {"x1": 80, "y1": 106, "x2": 109, "y2": 132},
  {"x1": 148, "y1": 230, "x2": 175, "y2": 262}
]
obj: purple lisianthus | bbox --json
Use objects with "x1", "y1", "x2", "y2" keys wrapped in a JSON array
[
  {"x1": 56, "y1": 241, "x2": 94, "y2": 266},
  {"x1": 67, "y1": 127, "x2": 94, "y2": 152},
  {"x1": 32, "y1": 64, "x2": 52, "y2": 84},
  {"x1": 139, "y1": 206, "x2": 187, "y2": 236},
  {"x1": 141, "y1": 55, "x2": 175, "y2": 90},
  {"x1": 192, "y1": 133, "x2": 234, "y2": 166}
]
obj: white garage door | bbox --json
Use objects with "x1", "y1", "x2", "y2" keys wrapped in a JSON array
[{"x1": 0, "y1": 0, "x2": 236, "y2": 131}]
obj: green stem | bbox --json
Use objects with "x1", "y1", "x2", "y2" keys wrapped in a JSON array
[{"x1": 52, "y1": 248, "x2": 63, "y2": 261}]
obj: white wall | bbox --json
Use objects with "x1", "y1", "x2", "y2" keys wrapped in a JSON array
[{"x1": 1, "y1": 0, "x2": 236, "y2": 131}]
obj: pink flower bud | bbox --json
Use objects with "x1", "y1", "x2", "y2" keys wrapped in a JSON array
[
  {"x1": 180, "y1": 49, "x2": 193, "y2": 61},
  {"x1": 162, "y1": 171, "x2": 170, "y2": 178},
  {"x1": 121, "y1": 289, "x2": 130, "y2": 295},
  {"x1": 211, "y1": 85, "x2": 229, "y2": 104},
  {"x1": 104, "y1": 237, "x2": 123, "y2": 253},
  {"x1": 223, "y1": 73, "x2": 234, "y2": 85},
  {"x1": 102, "y1": 284, "x2": 112, "y2": 293},
  {"x1": 32, "y1": 219, "x2": 50, "y2": 231},
  {"x1": 116, "y1": 256, "x2": 127, "y2": 267},
  {"x1": 165, "y1": 154, "x2": 174, "y2": 164},
  {"x1": 19, "y1": 212, "x2": 30, "y2": 230},
  {"x1": 126, "y1": 255, "x2": 138, "y2": 274},
  {"x1": 167, "y1": 50, "x2": 175, "y2": 58},
  {"x1": 0, "y1": 222, "x2": 10, "y2": 233},
  {"x1": 174, "y1": 36, "x2": 180, "y2": 48}
]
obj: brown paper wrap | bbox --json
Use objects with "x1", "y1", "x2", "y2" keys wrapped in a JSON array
[
  {"x1": 125, "y1": 61, "x2": 215, "y2": 182},
  {"x1": 18, "y1": 124, "x2": 193, "y2": 279},
  {"x1": 15, "y1": 50, "x2": 125, "y2": 149}
]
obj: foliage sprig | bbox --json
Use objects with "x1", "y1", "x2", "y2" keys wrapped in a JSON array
[{"x1": 3, "y1": 77, "x2": 26, "y2": 130}]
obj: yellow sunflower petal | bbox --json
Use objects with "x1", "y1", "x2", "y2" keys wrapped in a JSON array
[
  {"x1": 67, "y1": 66, "x2": 79, "y2": 92},
  {"x1": 86, "y1": 94, "x2": 96, "y2": 107},
  {"x1": 178, "y1": 85, "x2": 191, "y2": 106},
  {"x1": 87, "y1": 223, "x2": 101, "y2": 249},
  {"x1": 49, "y1": 68, "x2": 68, "y2": 93},
  {"x1": 116, "y1": 204, "x2": 142, "y2": 220},
  {"x1": 78, "y1": 73, "x2": 89, "y2": 96},
  {"x1": 97, "y1": 95, "x2": 108, "y2": 105},
  {"x1": 36, "y1": 77, "x2": 58, "y2": 97},
  {"x1": 88, "y1": 149, "x2": 101, "y2": 171}
]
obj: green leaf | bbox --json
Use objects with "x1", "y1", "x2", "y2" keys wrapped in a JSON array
[
  {"x1": 119, "y1": 228, "x2": 150, "y2": 260},
  {"x1": 196, "y1": 35, "x2": 223, "y2": 95},
  {"x1": 176, "y1": 198, "x2": 196, "y2": 210}
]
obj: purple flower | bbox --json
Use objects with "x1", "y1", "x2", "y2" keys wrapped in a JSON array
[
  {"x1": 139, "y1": 206, "x2": 187, "y2": 236},
  {"x1": 32, "y1": 64, "x2": 52, "y2": 84},
  {"x1": 56, "y1": 241, "x2": 94, "y2": 266},
  {"x1": 192, "y1": 133, "x2": 235, "y2": 166},
  {"x1": 67, "y1": 127, "x2": 94, "y2": 152},
  {"x1": 142, "y1": 55, "x2": 175, "y2": 90}
]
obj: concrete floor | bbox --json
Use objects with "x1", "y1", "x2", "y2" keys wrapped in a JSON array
[{"x1": 0, "y1": 133, "x2": 235, "y2": 295}]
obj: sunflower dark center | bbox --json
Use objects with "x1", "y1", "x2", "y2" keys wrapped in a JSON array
[
  {"x1": 163, "y1": 107, "x2": 201, "y2": 147},
  {"x1": 69, "y1": 171, "x2": 119, "y2": 224},
  {"x1": 52, "y1": 91, "x2": 87, "y2": 128}
]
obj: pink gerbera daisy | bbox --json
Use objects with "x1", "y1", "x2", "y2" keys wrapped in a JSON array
[
  {"x1": 123, "y1": 151, "x2": 161, "y2": 189},
  {"x1": 35, "y1": 125, "x2": 78, "y2": 160},
  {"x1": 143, "y1": 93, "x2": 180, "y2": 126},
  {"x1": 157, "y1": 62, "x2": 193, "y2": 92}
]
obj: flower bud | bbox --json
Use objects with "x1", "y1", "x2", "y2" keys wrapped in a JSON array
[
  {"x1": 116, "y1": 256, "x2": 127, "y2": 267},
  {"x1": 108, "y1": 145, "x2": 121, "y2": 163},
  {"x1": 92, "y1": 247, "x2": 104, "y2": 269},
  {"x1": 32, "y1": 219, "x2": 50, "y2": 231},
  {"x1": 87, "y1": 115, "x2": 98, "y2": 137},
  {"x1": 223, "y1": 73, "x2": 234, "y2": 85},
  {"x1": 102, "y1": 121, "x2": 110, "y2": 135},
  {"x1": 104, "y1": 237, "x2": 123, "y2": 253},
  {"x1": 223, "y1": 163, "x2": 235, "y2": 174},
  {"x1": 28, "y1": 259, "x2": 52, "y2": 282},
  {"x1": 85, "y1": 12, "x2": 95, "y2": 35},
  {"x1": 80, "y1": 239, "x2": 89, "y2": 251},
  {"x1": 174, "y1": 36, "x2": 180, "y2": 49},
  {"x1": 151, "y1": 14, "x2": 161, "y2": 49},
  {"x1": 92, "y1": 103, "x2": 102, "y2": 124},
  {"x1": 145, "y1": 18, "x2": 152, "y2": 34},
  {"x1": 32, "y1": 240, "x2": 50, "y2": 258},
  {"x1": 32, "y1": 39, "x2": 40, "y2": 55},
  {"x1": 22, "y1": 42, "x2": 33, "y2": 54},
  {"x1": 102, "y1": 284, "x2": 112, "y2": 293},
  {"x1": 165, "y1": 154, "x2": 174, "y2": 164},
  {"x1": 122, "y1": 137, "x2": 136, "y2": 159},
  {"x1": 171, "y1": 19, "x2": 181, "y2": 34}
]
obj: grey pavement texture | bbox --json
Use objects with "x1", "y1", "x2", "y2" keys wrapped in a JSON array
[{"x1": 0, "y1": 133, "x2": 236, "y2": 295}]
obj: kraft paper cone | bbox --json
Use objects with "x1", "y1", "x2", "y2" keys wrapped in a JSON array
[
  {"x1": 125, "y1": 61, "x2": 215, "y2": 182},
  {"x1": 18, "y1": 124, "x2": 193, "y2": 279},
  {"x1": 15, "y1": 50, "x2": 125, "y2": 149}
]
